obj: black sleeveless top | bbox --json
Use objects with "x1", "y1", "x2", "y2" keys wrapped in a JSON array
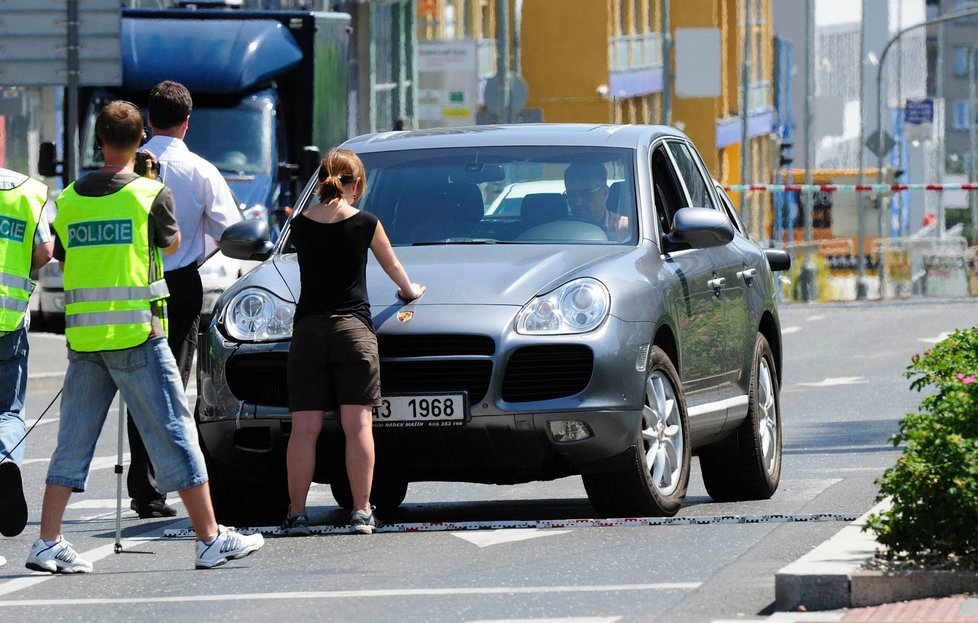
[{"x1": 291, "y1": 210, "x2": 379, "y2": 332}]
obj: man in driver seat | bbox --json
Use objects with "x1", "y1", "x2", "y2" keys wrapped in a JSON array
[{"x1": 562, "y1": 163, "x2": 629, "y2": 241}]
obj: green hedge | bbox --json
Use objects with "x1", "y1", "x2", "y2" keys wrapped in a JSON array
[{"x1": 866, "y1": 327, "x2": 978, "y2": 567}]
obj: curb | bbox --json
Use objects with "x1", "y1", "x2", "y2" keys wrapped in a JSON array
[{"x1": 774, "y1": 500, "x2": 978, "y2": 612}]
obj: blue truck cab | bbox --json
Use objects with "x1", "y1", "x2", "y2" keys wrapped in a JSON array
[{"x1": 36, "y1": 6, "x2": 351, "y2": 331}]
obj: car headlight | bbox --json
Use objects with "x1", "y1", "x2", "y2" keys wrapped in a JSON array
[
  {"x1": 515, "y1": 278, "x2": 610, "y2": 335},
  {"x1": 222, "y1": 287, "x2": 294, "y2": 341}
]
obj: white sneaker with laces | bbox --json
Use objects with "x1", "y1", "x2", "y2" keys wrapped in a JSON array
[
  {"x1": 25, "y1": 538, "x2": 93, "y2": 574},
  {"x1": 195, "y1": 525, "x2": 264, "y2": 569}
]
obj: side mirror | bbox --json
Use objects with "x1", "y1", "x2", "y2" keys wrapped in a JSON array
[
  {"x1": 220, "y1": 219, "x2": 273, "y2": 261},
  {"x1": 764, "y1": 248, "x2": 792, "y2": 271},
  {"x1": 38, "y1": 142, "x2": 59, "y2": 178},
  {"x1": 300, "y1": 146, "x2": 321, "y2": 184},
  {"x1": 663, "y1": 207, "x2": 734, "y2": 252}
]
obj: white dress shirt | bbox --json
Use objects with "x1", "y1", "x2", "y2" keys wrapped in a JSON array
[{"x1": 142, "y1": 136, "x2": 242, "y2": 271}]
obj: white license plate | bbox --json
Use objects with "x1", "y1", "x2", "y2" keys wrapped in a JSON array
[{"x1": 371, "y1": 394, "x2": 466, "y2": 427}]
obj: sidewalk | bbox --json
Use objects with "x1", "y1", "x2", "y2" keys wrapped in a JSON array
[{"x1": 765, "y1": 502, "x2": 978, "y2": 622}]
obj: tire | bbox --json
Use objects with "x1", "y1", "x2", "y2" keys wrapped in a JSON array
[
  {"x1": 330, "y1": 474, "x2": 409, "y2": 512},
  {"x1": 700, "y1": 334, "x2": 782, "y2": 502},
  {"x1": 583, "y1": 346, "x2": 691, "y2": 517},
  {"x1": 201, "y1": 442, "x2": 289, "y2": 527}
]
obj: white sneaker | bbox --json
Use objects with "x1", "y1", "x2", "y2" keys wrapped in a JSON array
[
  {"x1": 0, "y1": 554, "x2": 6, "y2": 567},
  {"x1": 195, "y1": 525, "x2": 264, "y2": 569},
  {"x1": 25, "y1": 538, "x2": 93, "y2": 574}
]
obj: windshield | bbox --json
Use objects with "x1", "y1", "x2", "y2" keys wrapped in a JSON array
[
  {"x1": 183, "y1": 102, "x2": 273, "y2": 175},
  {"x1": 81, "y1": 98, "x2": 273, "y2": 176},
  {"x1": 287, "y1": 145, "x2": 637, "y2": 247}
]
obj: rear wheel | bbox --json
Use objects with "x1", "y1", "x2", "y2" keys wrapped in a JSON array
[
  {"x1": 583, "y1": 346, "x2": 690, "y2": 517},
  {"x1": 700, "y1": 334, "x2": 782, "y2": 501}
]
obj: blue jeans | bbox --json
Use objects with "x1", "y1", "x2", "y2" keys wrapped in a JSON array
[
  {"x1": 0, "y1": 324, "x2": 28, "y2": 466},
  {"x1": 46, "y1": 337, "x2": 208, "y2": 493}
]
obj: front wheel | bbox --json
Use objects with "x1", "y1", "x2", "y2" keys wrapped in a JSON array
[
  {"x1": 583, "y1": 346, "x2": 691, "y2": 517},
  {"x1": 700, "y1": 333, "x2": 782, "y2": 501},
  {"x1": 330, "y1": 473, "x2": 408, "y2": 512}
]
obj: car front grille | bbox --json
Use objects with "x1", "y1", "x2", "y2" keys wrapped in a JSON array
[
  {"x1": 501, "y1": 345, "x2": 594, "y2": 402},
  {"x1": 224, "y1": 335, "x2": 496, "y2": 407}
]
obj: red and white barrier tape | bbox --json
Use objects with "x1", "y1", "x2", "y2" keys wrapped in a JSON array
[
  {"x1": 162, "y1": 512, "x2": 861, "y2": 538},
  {"x1": 723, "y1": 183, "x2": 978, "y2": 193}
]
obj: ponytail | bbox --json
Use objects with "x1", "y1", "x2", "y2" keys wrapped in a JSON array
[{"x1": 316, "y1": 148, "x2": 367, "y2": 203}]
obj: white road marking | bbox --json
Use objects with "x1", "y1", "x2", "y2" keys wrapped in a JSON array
[
  {"x1": 468, "y1": 619, "x2": 622, "y2": 623},
  {"x1": 796, "y1": 377, "x2": 867, "y2": 387},
  {"x1": 781, "y1": 326, "x2": 801, "y2": 335},
  {"x1": 918, "y1": 331, "x2": 952, "y2": 344},
  {"x1": 806, "y1": 314, "x2": 825, "y2": 321},
  {"x1": 0, "y1": 584, "x2": 700, "y2": 607},
  {"x1": 452, "y1": 528, "x2": 571, "y2": 548}
]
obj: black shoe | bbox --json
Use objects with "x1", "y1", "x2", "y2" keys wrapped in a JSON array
[
  {"x1": 0, "y1": 461, "x2": 27, "y2": 537},
  {"x1": 130, "y1": 498, "x2": 177, "y2": 519},
  {"x1": 280, "y1": 512, "x2": 311, "y2": 537}
]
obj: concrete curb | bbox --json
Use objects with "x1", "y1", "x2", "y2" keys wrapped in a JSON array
[{"x1": 774, "y1": 500, "x2": 978, "y2": 612}]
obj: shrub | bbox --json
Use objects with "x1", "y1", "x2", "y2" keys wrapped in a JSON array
[{"x1": 866, "y1": 326, "x2": 978, "y2": 568}]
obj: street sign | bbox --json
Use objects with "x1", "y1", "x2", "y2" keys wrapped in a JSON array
[
  {"x1": 417, "y1": 41, "x2": 478, "y2": 129},
  {"x1": 0, "y1": 0, "x2": 121, "y2": 86},
  {"x1": 904, "y1": 98, "x2": 934, "y2": 125},
  {"x1": 904, "y1": 98, "x2": 935, "y2": 143},
  {"x1": 484, "y1": 72, "x2": 528, "y2": 119},
  {"x1": 865, "y1": 129, "x2": 896, "y2": 158}
]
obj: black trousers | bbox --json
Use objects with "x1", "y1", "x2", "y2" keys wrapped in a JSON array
[{"x1": 126, "y1": 264, "x2": 202, "y2": 503}]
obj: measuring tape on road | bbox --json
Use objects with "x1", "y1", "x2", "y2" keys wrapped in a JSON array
[
  {"x1": 162, "y1": 512, "x2": 862, "y2": 538},
  {"x1": 724, "y1": 182, "x2": 978, "y2": 193}
]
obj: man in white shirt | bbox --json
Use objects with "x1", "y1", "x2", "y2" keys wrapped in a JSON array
[{"x1": 126, "y1": 81, "x2": 242, "y2": 518}]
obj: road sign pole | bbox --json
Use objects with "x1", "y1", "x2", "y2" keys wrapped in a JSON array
[{"x1": 66, "y1": 0, "x2": 81, "y2": 182}]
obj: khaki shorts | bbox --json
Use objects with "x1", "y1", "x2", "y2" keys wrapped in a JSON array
[{"x1": 286, "y1": 314, "x2": 381, "y2": 411}]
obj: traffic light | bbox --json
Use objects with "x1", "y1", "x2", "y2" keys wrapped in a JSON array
[
  {"x1": 768, "y1": 135, "x2": 793, "y2": 173},
  {"x1": 778, "y1": 141, "x2": 794, "y2": 167}
]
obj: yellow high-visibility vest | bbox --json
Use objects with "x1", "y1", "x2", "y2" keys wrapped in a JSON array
[
  {"x1": 0, "y1": 176, "x2": 46, "y2": 332},
  {"x1": 54, "y1": 176, "x2": 169, "y2": 352}
]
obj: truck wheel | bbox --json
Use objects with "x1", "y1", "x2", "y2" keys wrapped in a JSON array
[
  {"x1": 330, "y1": 474, "x2": 408, "y2": 512},
  {"x1": 583, "y1": 346, "x2": 690, "y2": 517},
  {"x1": 700, "y1": 334, "x2": 782, "y2": 501}
]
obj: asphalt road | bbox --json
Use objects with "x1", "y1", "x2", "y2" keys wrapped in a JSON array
[{"x1": 1, "y1": 299, "x2": 976, "y2": 623}]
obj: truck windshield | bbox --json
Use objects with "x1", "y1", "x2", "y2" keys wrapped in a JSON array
[
  {"x1": 183, "y1": 102, "x2": 273, "y2": 175},
  {"x1": 81, "y1": 98, "x2": 273, "y2": 176}
]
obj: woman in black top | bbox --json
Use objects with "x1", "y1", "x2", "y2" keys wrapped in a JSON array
[{"x1": 283, "y1": 148, "x2": 424, "y2": 535}]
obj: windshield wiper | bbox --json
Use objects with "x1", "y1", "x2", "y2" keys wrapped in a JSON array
[{"x1": 411, "y1": 239, "x2": 515, "y2": 246}]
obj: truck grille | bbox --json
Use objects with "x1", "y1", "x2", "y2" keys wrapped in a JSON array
[
  {"x1": 501, "y1": 345, "x2": 594, "y2": 402},
  {"x1": 225, "y1": 335, "x2": 496, "y2": 407}
]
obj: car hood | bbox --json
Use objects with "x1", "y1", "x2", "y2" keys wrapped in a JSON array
[{"x1": 259, "y1": 245, "x2": 636, "y2": 306}]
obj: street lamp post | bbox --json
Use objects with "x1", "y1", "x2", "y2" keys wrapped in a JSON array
[
  {"x1": 873, "y1": 7, "x2": 978, "y2": 298},
  {"x1": 970, "y1": 47, "x2": 978, "y2": 236}
]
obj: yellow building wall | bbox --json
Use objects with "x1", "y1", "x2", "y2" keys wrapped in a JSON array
[
  {"x1": 670, "y1": 0, "x2": 722, "y2": 176},
  {"x1": 521, "y1": 0, "x2": 612, "y2": 123}
]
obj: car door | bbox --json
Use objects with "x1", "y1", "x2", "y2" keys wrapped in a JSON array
[
  {"x1": 713, "y1": 182, "x2": 767, "y2": 385},
  {"x1": 650, "y1": 142, "x2": 724, "y2": 403},
  {"x1": 665, "y1": 141, "x2": 749, "y2": 385}
]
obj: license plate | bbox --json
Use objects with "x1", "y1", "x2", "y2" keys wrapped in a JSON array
[{"x1": 371, "y1": 394, "x2": 466, "y2": 428}]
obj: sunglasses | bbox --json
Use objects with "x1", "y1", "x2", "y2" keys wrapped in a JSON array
[{"x1": 563, "y1": 184, "x2": 605, "y2": 200}]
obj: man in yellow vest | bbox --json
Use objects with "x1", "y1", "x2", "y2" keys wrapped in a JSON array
[
  {"x1": 25, "y1": 101, "x2": 264, "y2": 573},
  {"x1": 0, "y1": 167, "x2": 53, "y2": 568}
]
